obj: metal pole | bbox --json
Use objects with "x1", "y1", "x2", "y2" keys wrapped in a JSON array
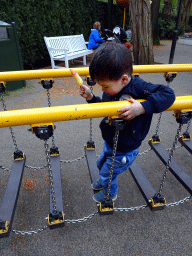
[
  {"x1": 1, "y1": 64, "x2": 192, "y2": 81},
  {"x1": 169, "y1": 0, "x2": 183, "y2": 64},
  {"x1": 0, "y1": 96, "x2": 191, "y2": 128}
]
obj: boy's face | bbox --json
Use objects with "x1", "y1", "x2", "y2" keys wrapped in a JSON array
[{"x1": 96, "y1": 74, "x2": 130, "y2": 96}]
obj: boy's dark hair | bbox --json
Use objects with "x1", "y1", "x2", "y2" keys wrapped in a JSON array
[{"x1": 89, "y1": 42, "x2": 133, "y2": 82}]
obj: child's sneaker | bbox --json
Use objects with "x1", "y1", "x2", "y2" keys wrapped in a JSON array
[
  {"x1": 91, "y1": 179, "x2": 103, "y2": 190},
  {"x1": 92, "y1": 190, "x2": 117, "y2": 203}
]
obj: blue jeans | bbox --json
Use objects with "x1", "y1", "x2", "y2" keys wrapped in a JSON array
[{"x1": 96, "y1": 142, "x2": 139, "y2": 196}]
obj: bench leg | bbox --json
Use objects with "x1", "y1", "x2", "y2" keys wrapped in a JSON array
[
  {"x1": 51, "y1": 58, "x2": 55, "y2": 69},
  {"x1": 65, "y1": 56, "x2": 69, "y2": 68},
  {"x1": 83, "y1": 56, "x2": 86, "y2": 65}
]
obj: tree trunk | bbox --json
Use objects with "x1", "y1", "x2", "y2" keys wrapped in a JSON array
[
  {"x1": 181, "y1": 0, "x2": 192, "y2": 29},
  {"x1": 151, "y1": 0, "x2": 161, "y2": 45},
  {"x1": 164, "y1": 0, "x2": 173, "y2": 21},
  {"x1": 129, "y1": 0, "x2": 154, "y2": 65},
  {"x1": 107, "y1": 0, "x2": 113, "y2": 30}
]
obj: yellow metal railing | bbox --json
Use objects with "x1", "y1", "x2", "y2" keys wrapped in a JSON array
[
  {"x1": 0, "y1": 96, "x2": 191, "y2": 128},
  {"x1": 0, "y1": 64, "x2": 192, "y2": 81}
]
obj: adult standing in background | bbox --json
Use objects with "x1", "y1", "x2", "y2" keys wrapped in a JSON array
[{"x1": 88, "y1": 21, "x2": 105, "y2": 50}]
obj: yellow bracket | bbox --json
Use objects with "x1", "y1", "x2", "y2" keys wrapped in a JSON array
[
  {"x1": 149, "y1": 137, "x2": 161, "y2": 144},
  {"x1": 180, "y1": 134, "x2": 191, "y2": 141},
  {"x1": 174, "y1": 110, "x2": 192, "y2": 117},
  {"x1": 0, "y1": 81, "x2": 6, "y2": 88},
  {"x1": 13, "y1": 152, "x2": 26, "y2": 161},
  {"x1": 86, "y1": 75, "x2": 91, "y2": 81},
  {"x1": 133, "y1": 73, "x2": 139, "y2": 77},
  {"x1": 30, "y1": 123, "x2": 55, "y2": 133},
  {"x1": 0, "y1": 221, "x2": 9, "y2": 234},
  {"x1": 49, "y1": 150, "x2": 60, "y2": 157},
  {"x1": 48, "y1": 211, "x2": 65, "y2": 226},
  {"x1": 149, "y1": 197, "x2": 166, "y2": 209},
  {"x1": 98, "y1": 202, "x2": 114, "y2": 214},
  {"x1": 84, "y1": 145, "x2": 95, "y2": 150},
  {"x1": 40, "y1": 78, "x2": 54, "y2": 84},
  {"x1": 86, "y1": 75, "x2": 96, "y2": 86},
  {"x1": 84, "y1": 143, "x2": 96, "y2": 150},
  {"x1": 164, "y1": 72, "x2": 177, "y2": 79}
]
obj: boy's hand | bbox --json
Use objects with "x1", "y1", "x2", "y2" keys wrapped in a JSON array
[
  {"x1": 79, "y1": 84, "x2": 93, "y2": 101},
  {"x1": 118, "y1": 98, "x2": 145, "y2": 121}
]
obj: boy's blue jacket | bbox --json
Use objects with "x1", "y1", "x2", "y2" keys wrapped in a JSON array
[
  {"x1": 87, "y1": 76, "x2": 175, "y2": 152},
  {"x1": 88, "y1": 30, "x2": 105, "y2": 50}
]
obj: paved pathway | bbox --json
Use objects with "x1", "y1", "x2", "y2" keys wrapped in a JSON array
[{"x1": 0, "y1": 40, "x2": 192, "y2": 256}]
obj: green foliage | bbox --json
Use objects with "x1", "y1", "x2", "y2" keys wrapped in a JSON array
[
  {"x1": 0, "y1": 0, "x2": 128, "y2": 69},
  {"x1": 158, "y1": 17, "x2": 185, "y2": 38},
  {"x1": 185, "y1": 24, "x2": 192, "y2": 32}
]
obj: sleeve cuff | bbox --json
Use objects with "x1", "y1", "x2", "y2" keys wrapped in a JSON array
[
  {"x1": 141, "y1": 100, "x2": 155, "y2": 114},
  {"x1": 87, "y1": 94, "x2": 97, "y2": 103}
]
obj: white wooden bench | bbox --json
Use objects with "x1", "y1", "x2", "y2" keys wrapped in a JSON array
[{"x1": 44, "y1": 34, "x2": 94, "y2": 69}]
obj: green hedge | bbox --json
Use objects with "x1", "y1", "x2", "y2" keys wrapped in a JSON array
[
  {"x1": 0, "y1": 0, "x2": 129, "y2": 69},
  {"x1": 158, "y1": 17, "x2": 185, "y2": 39}
]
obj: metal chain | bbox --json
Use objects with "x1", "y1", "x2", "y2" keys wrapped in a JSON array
[
  {"x1": 106, "y1": 130, "x2": 119, "y2": 201},
  {"x1": 0, "y1": 93, "x2": 18, "y2": 151},
  {"x1": 166, "y1": 195, "x2": 192, "y2": 207},
  {"x1": 9, "y1": 127, "x2": 19, "y2": 151},
  {"x1": 186, "y1": 119, "x2": 191, "y2": 133},
  {"x1": 60, "y1": 155, "x2": 86, "y2": 163},
  {"x1": 0, "y1": 142, "x2": 183, "y2": 173},
  {"x1": 155, "y1": 112, "x2": 163, "y2": 136},
  {"x1": 12, "y1": 225, "x2": 48, "y2": 235},
  {"x1": 65, "y1": 211, "x2": 98, "y2": 224},
  {"x1": 0, "y1": 156, "x2": 86, "y2": 172},
  {"x1": 114, "y1": 204, "x2": 148, "y2": 212},
  {"x1": 44, "y1": 140, "x2": 57, "y2": 214},
  {"x1": 47, "y1": 89, "x2": 51, "y2": 107},
  {"x1": 158, "y1": 123, "x2": 183, "y2": 195},
  {"x1": 11, "y1": 194, "x2": 192, "y2": 235},
  {"x1": 0, "y1": 164, "x2": 11, "y2": 172},
  {"x1": 25, "y1": 164, "x2": 47, "y2": 170},
  {"x1": 0, "y1": 143, "x2": 183, "y2": 173},
  {"x1": 154, "y1": 80, "x2": 170, "y2": 136},
  {"x1": 47, "y1": 89, "x2": 56, "y2": 147},
  {"x1": 138, "y1": 148, "x2": 152, "y2": 155}
]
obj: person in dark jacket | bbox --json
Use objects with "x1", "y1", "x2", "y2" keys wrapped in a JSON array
[
  {"x1": 79, "y1": 42, "x2": 175, "y2": 203},
  {"x1": 88, "y1": 21, "x2": 105, "y2": 50}
]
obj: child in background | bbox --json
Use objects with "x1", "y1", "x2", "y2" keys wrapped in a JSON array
[{"x1": 79, "y1": 42, "x2": 175, "y2": 203}]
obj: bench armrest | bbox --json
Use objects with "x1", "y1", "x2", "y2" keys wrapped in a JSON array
[{"x1": 48, "y1": 47, "x2": 67, "y2": 51}]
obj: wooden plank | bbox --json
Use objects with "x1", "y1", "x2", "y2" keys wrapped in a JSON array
[
  {"x1": 49, "y1": 155, "x2": 64, "y2": 229},
  {"x1": 149, "y1": 141, "x2": 192, "y2": 194},
  {"x1": 179, "y1": 138, "x2": 192, "y2": 154},
  {"x1": 0, "y1": 159, "x2": 25, "y2": 238}
]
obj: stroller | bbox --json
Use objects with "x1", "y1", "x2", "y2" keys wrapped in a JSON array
[{"x1": 103, "y1": 25, "x2": 132, "y2": 49}]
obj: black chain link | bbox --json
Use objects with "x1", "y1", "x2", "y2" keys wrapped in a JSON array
[
  {"x1": 44, "y1": 140, "x2": 57, "y2": 214},
  {"x1": 158, "y1": 123, "x2": 183, "y2": 195},
  {"x1": 155, "y1": 112, "x2": 162, "y2": 136},
  {"x1": 106, "y1": 130, "x2": 119, "y2": 201},
  {"x1": 186, "y1": 119, "x2": 191, "y2": 133},
  {"x1": 154, "y1": 80, "x2": 170, "y2": 137},
  {"x1": 47, "y1": 89, "x2": 56, "y2": 147},
  {"x1": 0, "y1": 93, "x2": 18, "y2": 151}
]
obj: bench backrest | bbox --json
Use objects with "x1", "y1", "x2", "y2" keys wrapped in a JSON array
[{"x1": 44, "y1": 34, "x2": 87, "y2": 57}]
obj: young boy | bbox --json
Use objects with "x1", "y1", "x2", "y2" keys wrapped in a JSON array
[{"x1": 79, "y1": 42, "x2": 175, "y2": 203}]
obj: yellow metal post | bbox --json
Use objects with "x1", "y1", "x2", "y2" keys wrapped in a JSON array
[
  {"x1": 0, "y1": 64, "x2": 192, "y2": 81},
  {"x1": 0, "y1": 96, "x2": 191, "y2": 128}
]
